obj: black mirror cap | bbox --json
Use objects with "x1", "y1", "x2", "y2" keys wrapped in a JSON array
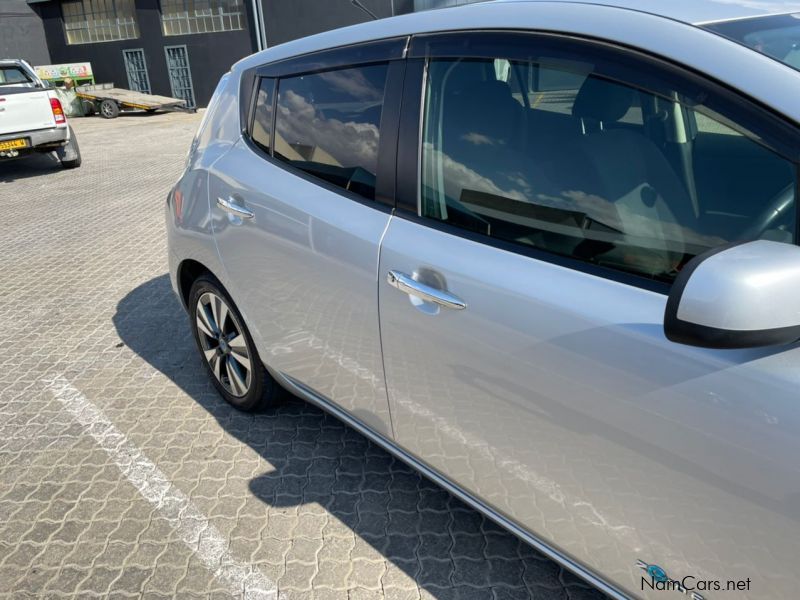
[{"x1": 663, "y1": 243, "x2": 800, "y2": 349}]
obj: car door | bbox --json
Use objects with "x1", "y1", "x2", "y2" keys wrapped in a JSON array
[
  {"x1": 378, "y1": 33, "x2": 800, "y2": 599},
  {"x1": 209, "y1": 42, "x2": 405, "y2": 436}
]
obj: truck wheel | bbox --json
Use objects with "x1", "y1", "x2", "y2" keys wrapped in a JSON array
[
  {"x1": 57, "y1": 126, "x2": 82, "y2": 169},
  {"x1": 99, "y1": 99, "x2": 120, "y2": 119}
]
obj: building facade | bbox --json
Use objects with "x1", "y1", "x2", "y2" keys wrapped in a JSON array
[
  {"x1": 26, "y1": 0, "x2": 427, "y2": 108},
  {"x1": 1, "y1": 0, "x2": 51, "y2": 65}
]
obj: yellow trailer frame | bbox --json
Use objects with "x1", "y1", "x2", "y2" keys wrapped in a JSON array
[{"x1": 76, "y1": 83, "x2": 193, "y2": 118}]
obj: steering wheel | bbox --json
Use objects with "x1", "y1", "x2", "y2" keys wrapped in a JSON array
[{"x1": 741, "y1": 183, "x2": 795, "y2": 240}]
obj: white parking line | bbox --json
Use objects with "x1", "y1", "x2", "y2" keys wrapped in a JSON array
[{"x1": 42, "y1": 374, "x2": 280, "y2": 600}]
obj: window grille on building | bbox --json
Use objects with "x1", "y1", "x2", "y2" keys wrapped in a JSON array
[
  {"x1": 160, "y1": 0, "x2": 245, "y2": 36},
  {"x1": 62, "y1": 0, "x2": 139, "y2": 45}
]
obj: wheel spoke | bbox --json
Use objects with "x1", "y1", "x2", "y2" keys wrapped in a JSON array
[
  {"x1": 210, "y1": 297, "x2": 221, "y2": 334},
  {"x1": 226, "y1": 357, "x2": 248, "y2": 396},
  {"x1": 228, "y1": 334, "x2": 247, "y2": 352},
  {"x1": 210, "y1": 353, "x2": 222, "y2": 382},
  {"x1": 217, "y1": 300, "x2": 229, "y2": 335},
  {"x1": 197, "y1": 303, "x2": 216, "y2": 337},
  {"x1": 196, "y1": 312, "x2": 214, "y2": 338},
  {"x1": 203, "y1": 348, "x2": 217, "y2": 363},
  {"x1": 230, "y1": 347, "x2": 251, "y2": 371}
]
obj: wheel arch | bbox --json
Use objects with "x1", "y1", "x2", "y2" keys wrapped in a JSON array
[{"x1": 177, "y1": 258, "x2": 218, "y2": 309}]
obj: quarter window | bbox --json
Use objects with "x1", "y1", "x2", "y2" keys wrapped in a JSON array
[
  {"x1": 250, "y1": 78, "x2": 274, "y2": 154},
  {"x1": 62, "y1": 0, "x2": 139, "y2": 45},
  {"x1": 273, "y1": 64, "x2": 389, "y2": 201},
  {"x1": 420, "y1": 56, "x2": 797, "y2": 282}
]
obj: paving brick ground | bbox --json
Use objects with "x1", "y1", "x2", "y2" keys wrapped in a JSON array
[{"x1": 0, "y1": 112, "x2": 608, "y2": 599}]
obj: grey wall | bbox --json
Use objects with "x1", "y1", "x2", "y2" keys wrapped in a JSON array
[
  {"x1": 0, "y1": 0, "x2": 50, "y2": 64},
  {"x1": 262, "y1": 0, "x2": 414, "y2": 47}
]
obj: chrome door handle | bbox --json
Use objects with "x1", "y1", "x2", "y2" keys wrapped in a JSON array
[
  {"x1": 387, "y1": 270, "x2": 466, "y2": 310},
  {"x1": 217, "y1": 196, "x2": 254, "y2": 220}
]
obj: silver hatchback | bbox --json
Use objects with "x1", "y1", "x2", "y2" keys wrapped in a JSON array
[{"x1": 167, "y1": 2, "x2": 800, "y2": 598}]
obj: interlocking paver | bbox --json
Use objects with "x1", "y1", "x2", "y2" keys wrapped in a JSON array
[{"x1": 0, "y1": 112, "x2": 609, "y2": 599}]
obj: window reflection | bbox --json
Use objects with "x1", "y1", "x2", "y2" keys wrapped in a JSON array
[
  {"x1": 421, "y1": 58, "x2": 796, "y2": 281},
  {"x1": 274, "y1": 64, "x2": 388, "y2": 200}
]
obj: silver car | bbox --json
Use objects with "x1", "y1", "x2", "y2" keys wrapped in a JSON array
[{"x1": 166, "y1": 1, "x2": 800, "y2": 598}]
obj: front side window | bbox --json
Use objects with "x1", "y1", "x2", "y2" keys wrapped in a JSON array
[
  {"x1": 160, "y1": 0, "x2": 245, "y2": 36},
  {"x1": 420, "y1": 55, "x2": 797, "y2": 282},
  {"x1": 273, "y1": 64, "x2": 389, "y2": 201},
  {"x1": 62, "y1": 0, "x2": 139, "y2": 45}
]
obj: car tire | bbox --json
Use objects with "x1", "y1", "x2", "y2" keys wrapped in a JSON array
[
  {"x1": 188, "y1": 275, "x2": 279, "y2": 412},
  {"x1": 57, "y1": 126, "x2": 82, "y2": 169},
  {"x1": 99, "y1": 99, "x2": 120, "y2": 119}
]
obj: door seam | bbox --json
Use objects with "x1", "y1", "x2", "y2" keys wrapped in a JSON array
[{"x1": 376, "y1": 209, "x2": 397, "y2": 439}]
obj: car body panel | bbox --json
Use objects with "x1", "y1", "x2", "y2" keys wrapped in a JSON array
[
  {"x1": 208, "y1": 140, "x2": 394, "y2": 436},
  {"x1": 167, "y1": 3, "x2": 800, "y2": 599},
  {"x1": 379, "y1": 216, "x2": 800, "y2": 600},
  {"x1": 497, "y1": 0, "x2": 800, "y2": 25}
]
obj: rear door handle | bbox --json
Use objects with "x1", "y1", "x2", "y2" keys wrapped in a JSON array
[
  {"x1": 387, "y1": 270, "x2": 466, "y2": 310},
  {"x1": 216, "y1": 196, "x2": 254, "y2": 220}
]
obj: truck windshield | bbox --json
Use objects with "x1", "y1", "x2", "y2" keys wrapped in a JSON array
[{"x1": 704, "y1": 13, "x2": 800, "y2": 71}]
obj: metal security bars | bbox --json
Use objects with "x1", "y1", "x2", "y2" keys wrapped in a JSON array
[
  {"x1": 164, "y1": 45, "x2": 196, "y2": 109},
  {"x1": 62, "y1": 0, "x2": 139, "y2": 45},
  {"x1": 160, "y1": 0, "x2": 245, "y2": 36},
  {"x1": 123, "y1": 49, "x2": 151, "y2": 94}
]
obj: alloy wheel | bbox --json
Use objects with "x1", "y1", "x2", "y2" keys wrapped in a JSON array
[{"x1": 195, "y1": 292, "x2": 252, "y2": 397}]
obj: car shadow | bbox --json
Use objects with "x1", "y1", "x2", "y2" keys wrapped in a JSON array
[
  {"x1": 113, "y1": 274, "x2": 605, "y2": 599},
  {"x1": 0, "y1": 151, "x2": 63, "y2": 182}
]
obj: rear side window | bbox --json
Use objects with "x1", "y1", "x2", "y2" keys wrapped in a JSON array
[
  {"x1": 273, "y1": 64, "x2": 389, "y2": 200},
  {"x1": 420, "y1": 56, "x2": 797, "y2": 283},
  {"x1": 0, "y1": 66, "x2": 32, "y2": 85},
  {"x1": 251, "y1": 77, "x2": 274, "y2": 153}
]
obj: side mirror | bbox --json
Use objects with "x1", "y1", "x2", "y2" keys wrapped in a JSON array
[{"x1": 664, "y1": 240, "x2": 800, "y2": 349}]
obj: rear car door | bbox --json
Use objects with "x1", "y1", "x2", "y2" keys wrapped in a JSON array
[
  {"x1": 378, "y1": 32, "x2": 800, "y2": 599},
  {"x1": 209, "y1": 40, "x2": 406, "y2": 436}
]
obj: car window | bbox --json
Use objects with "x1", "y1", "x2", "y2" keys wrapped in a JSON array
[
  {"x1": 0, "y1": 66, "x2": 32, "y2": 85},
  {"x1": 273, "y1": 63, "x2": 389, "y2": 201},
  {"x1": 250, "y1": 77, "x2": 274, "y2": 153},
  {"x1": 420, "y1": 56, "x2": 797, "y2": 282}
]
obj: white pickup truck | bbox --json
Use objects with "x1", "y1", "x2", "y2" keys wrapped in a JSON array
[{"x1": 0, "y1": 59, "x2": 81, "y2": 168}]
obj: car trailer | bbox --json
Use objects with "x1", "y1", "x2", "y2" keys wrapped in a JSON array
[{"x1": 75, "y1": 83, "x2": 193, "y2": 118}]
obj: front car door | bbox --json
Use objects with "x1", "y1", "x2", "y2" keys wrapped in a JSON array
[
  {"x1": 210, "y1": 41, "x2": 406, "y2": 436},
  {"x1": 378, "y1": 32, "x2": 800, "y2": 598}
]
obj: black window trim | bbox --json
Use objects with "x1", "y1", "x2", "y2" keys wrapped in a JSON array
[
  {"x1": 247, "y1": 76, "x2": 275, "y2": 155},
  {"x1": 256, "y1": 37, "x2": 408, "y2": 79},
  {"x1": 242, "y1": 44, "x2": 407, "y2": 211},
  {"x1": 396, "y1": 29, "x2": 800, "y2": 295}
]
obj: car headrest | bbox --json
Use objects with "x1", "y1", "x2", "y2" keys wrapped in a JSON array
[{"x1": 572, "y1": 75, "x2": 636, "y2": 123}]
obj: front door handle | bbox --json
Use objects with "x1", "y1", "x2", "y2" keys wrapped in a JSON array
[
  {"x1": 217, "y1": 196, "x2": 254, "y2": 220},
  {"x1": 387, "y1": 270, "x2": 466, "y2": 310}
]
